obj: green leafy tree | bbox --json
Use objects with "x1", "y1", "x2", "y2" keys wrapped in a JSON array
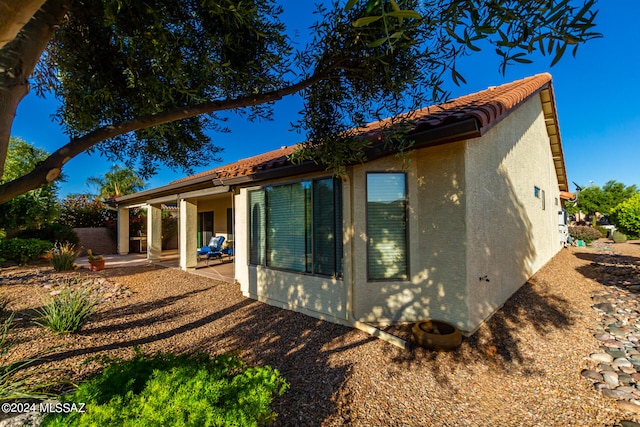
[
  {"x1": 574, "y1": 185, "x2": 604, "y2": 219},
  {"x1": 86, "y1": 165, "x2": 146, "y2": 200},
  {"x1": 564, "y1": 201, "x2": 579, "y2": 217},
  {"x1": 0, "y1": 137, "x2": 60, "y2": 230},
  {"x1": 0, "y1": 0, "x2": 600, "y2": 203},
  {"x1": 610, "y1": 193, "x2": 640, "y2": 238},
  {"x1": 572, "y1": 180, "x2": 638, "y2": 221},
  {"x1": 601, "y1": 180, "x2": 638, "y2": 215}
]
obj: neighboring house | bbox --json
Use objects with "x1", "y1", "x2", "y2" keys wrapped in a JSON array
[{"x1": 113, "y1": 73, "x2": 573, "y2": 334}]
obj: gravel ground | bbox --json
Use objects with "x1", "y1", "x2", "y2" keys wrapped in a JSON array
[{"x1": 1, "y1": 240, "x2": 639, "y2": 426}]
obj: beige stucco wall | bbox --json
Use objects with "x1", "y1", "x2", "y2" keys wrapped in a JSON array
[
  {"x1": 235, "y1": 93, "x2": 564, "y2": 333},
  {"x1": 464, "y1": 94, "x2": 563, "y2": 333},
  {"x1": 350, "y1": 144, "x2": 468, "y2": 326}
]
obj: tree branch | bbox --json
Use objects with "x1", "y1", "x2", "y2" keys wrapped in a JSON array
[
  {"x1": 0, "y1": 0, "x2": 46, "y2": 49},
  {"x1": 0, "y1": 71, "x2": 331, "y2": 204}
]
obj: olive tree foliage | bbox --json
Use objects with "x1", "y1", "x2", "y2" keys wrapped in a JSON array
[{"x1": 0, "y1": 0, "x2": 600, "y2": 204}]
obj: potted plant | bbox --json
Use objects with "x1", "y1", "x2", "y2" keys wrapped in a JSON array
[{"x1": 87, "y1": 249, "x2": 105, "y2": 271}]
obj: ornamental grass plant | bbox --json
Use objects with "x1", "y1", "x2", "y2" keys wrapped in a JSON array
[
  {"x1": 34, "y1": 285, "x2": 97, "y2": 334},
  {"x1": 51, "y1": 242, "x2": 78, "y2": 272}
]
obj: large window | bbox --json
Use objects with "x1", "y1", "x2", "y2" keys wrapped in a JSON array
[
  {"x1": 367, "y1": 173, "x2": 408, "y2": 280},
  {"x1": 249, "y1": 178, "x2": 342, "y2": 277}
]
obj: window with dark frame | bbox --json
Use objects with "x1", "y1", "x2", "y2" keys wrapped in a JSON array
[{"x1": 248, "y1": 178, "x2": 343, "y2": 277}]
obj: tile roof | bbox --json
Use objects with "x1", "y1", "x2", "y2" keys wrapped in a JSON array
[
  {"x1": 359, "y1": 73, "x2": 553, "y2": 140},
  {"x1": 172, "y1": 73, "x2": 556, "y2": 185},
  {"x1": 171, "y1": 145, "x2": 298, "y2": 184}
]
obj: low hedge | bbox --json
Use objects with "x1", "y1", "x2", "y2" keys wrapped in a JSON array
[
  {"x1": 18, "y1": 223, "x2": 79, "y2": 246},
  {"x1": 0, "y1": 238, "x2": 52, "y2": 264},
  {"x1": 568, "y1": 225, "x2": 602, "y2": 244}
]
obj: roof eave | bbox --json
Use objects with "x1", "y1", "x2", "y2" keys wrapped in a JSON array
[
  {"x1": 112, "y1": 172, "x2": 219, "y2": 206},
  {"x1": 539, "y1": 84, "x2": 569, "y2": 192}
]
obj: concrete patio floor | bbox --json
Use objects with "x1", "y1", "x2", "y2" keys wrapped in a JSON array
[{"x1": 76, "y1": 249, "x2": 235, "y2": 283}]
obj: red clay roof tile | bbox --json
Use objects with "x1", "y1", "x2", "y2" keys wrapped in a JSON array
[{"x1": 172, "y1": 73, "x2": 554, "y2": 185}]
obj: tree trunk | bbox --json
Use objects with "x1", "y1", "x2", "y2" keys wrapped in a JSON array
[
  {"x1": 0, "y1": 0, "x2": 47, "y2": 49},
  {"x1": 0, "y1": 0, "x2": 71, "y2": 178}
]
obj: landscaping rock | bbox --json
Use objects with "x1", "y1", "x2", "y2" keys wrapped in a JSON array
[
  {"x1": 583, "y1": 252, "x2": 640, "y2": 422},
  {"x1": 581, "y1": 369, "x2": 603, "y2": 381},
  {"x1": 615, "y1": 358, "x2": 635, "y2": 369},
  {"x1": 602, "y1": 388, "x2": 634, "y2": 400},
  {"x1": 618, "y1": 400, "x2": 640, "y2": 415},
  {"x1": 591, "y1": 353, "x2": 614, "y2": 363},
  {"x1": 603, "y1": 371, "x2": 620, "y2": 387}
]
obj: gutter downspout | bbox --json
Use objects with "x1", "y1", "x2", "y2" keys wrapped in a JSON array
[{"x1": 344, "y1": 171, "x2": 411, "y2": 351}]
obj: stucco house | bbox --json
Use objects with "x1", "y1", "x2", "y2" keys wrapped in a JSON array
[{"x1": 113, "y1": 73, "x2": 572, "y2": 334}]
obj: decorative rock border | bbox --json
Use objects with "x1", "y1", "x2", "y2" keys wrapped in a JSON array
[
  {"x1": 581, "y1": 251, "x2": 640, "y2": 424},
  {"x1": 1, "y1": 268, "x2": 133, "y2": 304}
]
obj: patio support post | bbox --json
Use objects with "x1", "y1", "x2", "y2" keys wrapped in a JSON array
[
  {"x1": 147, "y1": 204, "x2": 162, "y2": 262},
  {"x1": 117, "y1": 207, "x2": 130, "y2": 255},
  {"x1": 179, "y1": 198, "x2": 198, "y2": 270}
]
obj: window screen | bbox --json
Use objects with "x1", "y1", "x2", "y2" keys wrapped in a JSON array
[
  {"x1": 266, "y1": 182, "x2": 309, "y2": 272},
  {"x1": 367, "y1": 173, "x2": 408, "y2": 280}
]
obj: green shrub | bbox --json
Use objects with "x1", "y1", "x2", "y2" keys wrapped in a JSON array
[
  {"x1": 42, "y1": 351, "x2": 288, "y2": 427},
  {"x1": 0, "y1": 230, "x2": 5, "y2": 262},
  {"x1": 568, "y1": 226, "x2": 602, "y2": 244},
  {"x1": 0, "y1": 238, "x2": 52, "y2": 264},
  {"x1": 51, "y1": 242, "x2": 78, "y2": 272},
  {"x1": 18, "y1": 223, "x2": 79, "y2": 246},
  {"x1": 0, "y1": 313, "x2": 35, "y2": 400},
  {"x1": 610, "y1": 193, "x2": 640, "y2": 238},
  {"x1": 34, "y1": 286, "x2": 97, "y2": 334},
  {"x1": 612, "y1": 230, "x2": 628, "y2": 243}
]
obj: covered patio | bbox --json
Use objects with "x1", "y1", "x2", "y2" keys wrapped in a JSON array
[
  {"x1": 111, "y1": 178, "x2": 235, "y2": 275},
  {"x1": 77, "y1": 250, "x2": 235, "y2": 283}
]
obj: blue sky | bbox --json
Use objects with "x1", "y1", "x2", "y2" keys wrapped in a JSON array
[{"x1": 10, "y1": 1, "x2": 639, "y2": 197}]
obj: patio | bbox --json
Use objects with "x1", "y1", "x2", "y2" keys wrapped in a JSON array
[{"x1": 75, "y1": 249, "x2": 235, "y2": 283}]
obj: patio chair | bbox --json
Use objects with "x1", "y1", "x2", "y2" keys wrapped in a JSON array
[{"x1": 196, "y1": 236, "x2": 225, "y2": 265}]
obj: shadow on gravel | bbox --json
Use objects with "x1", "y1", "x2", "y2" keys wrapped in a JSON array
[
  {"x1": 188, "y1": 303, "x2": 373, "y2": 427},
  {"x1": 12, "y1": 269, "x2": 369, "y2": 426},
  {"x1": 574, "y1": 251, "x2": 640, "y2": 290},
  {"x1": 385, "y1": 277, "x2": 574, "y2": 386},
  {"x1": 28, "y1": 298, "x2": 256, "y2": 367}
]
